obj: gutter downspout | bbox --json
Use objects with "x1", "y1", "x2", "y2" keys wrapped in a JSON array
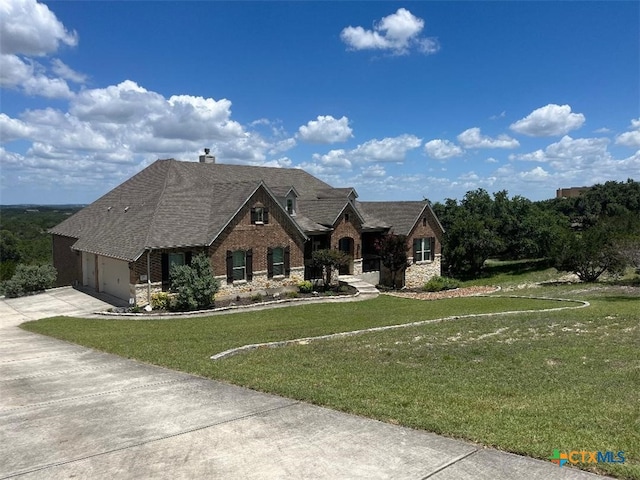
[{"x1": 147, "y1": 249, "x2": 152, "y2": 305}]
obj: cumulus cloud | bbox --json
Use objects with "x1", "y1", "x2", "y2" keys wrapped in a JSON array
[
  {"x1": 341, "y1": 8, "x2": 440, "y2": 56},
  {"x1": 510, "y1": 135, "x2": 611, "y2": 173},
  {"x1": 0, "y1": 0, "x2": 83, "y2": 99},
  {"x1": 0, "y1": 0, "x2": 78, "y2": 56},
  {"x1": 457, "y1": 128, "x2": 519, "y2": 149},
  {"x1": 510, "y1": 104, "x2": 585, "y2": 137},
  {"x1": 311, "y1": 149, "x2": 352, "y2": 170},
  {"x1": 0, "y1": 54, "x2": 74, "y2": 98},
  {"x1": 297, "y1": 115, "x2": 353, "y2": 144},
  {"x1": 615, "y1": 118, "x2": 640, "y2": 148},
  {"x1": 352, "y1": 134, "x2": 422, "y2": 162},
  {"x1": 424, "y1": 139, "x2": 464, "y2": 159},
  {"x1": 519, "y1": 166, "x2": 550, "y2": 182}
]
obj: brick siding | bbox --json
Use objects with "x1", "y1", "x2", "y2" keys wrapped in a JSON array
[{"x1": 52, "y1": 235, "x2": 82, "y2": 287}]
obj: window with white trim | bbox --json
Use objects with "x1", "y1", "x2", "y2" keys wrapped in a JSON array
[{"x1": 413, "y1": 237, "x2": 433, "y2": 262}]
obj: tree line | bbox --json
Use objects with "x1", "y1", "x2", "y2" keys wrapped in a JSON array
[
  {"x1": 431, "y1": 179, "x2": 640, "y2": 281},
  {"x1": 0, "y1": 206, "x2": 82, "y2": 282}
]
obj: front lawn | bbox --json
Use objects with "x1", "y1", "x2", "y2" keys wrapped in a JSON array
[{"x1": 22, "y1": 288, "x2": 639, "y2": 479}]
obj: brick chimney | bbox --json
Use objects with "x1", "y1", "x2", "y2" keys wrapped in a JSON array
[{"x1": 199, "y1": 148, "x2": 216, "y2": 163}]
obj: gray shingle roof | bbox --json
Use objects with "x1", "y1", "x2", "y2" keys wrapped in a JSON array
[
  {"x1": 358, "y1": 201, "x2": 444, "y2": 236},
  {"x1": 50, "y1": 159, "x2": 441, "y2": 261},
  {"x1": 50, "y1": 159, "x2": 320, "y2": 260}
]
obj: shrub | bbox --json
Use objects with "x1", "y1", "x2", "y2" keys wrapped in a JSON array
[
  {"x1": 251, "y1": 293, "x2": 263, "y2": 302},
  {"x1": 1, "y1": 264, "x2": 57, "y2": 298},
  {"x1": 150, "y1": 292, "x2": 171, "y2": 310},
  {"x1": 286, "y1": 291, "x2": 300, "y2": 299},
  {"x1": 298, "y1": 280, "x2": 313, "y2": 293},
  {"x1": 169, "y1": 254, "x2": 219, "y2": 311},
  {"x1": 422, "y1": 276, "x2": 460, "y2": 292}
]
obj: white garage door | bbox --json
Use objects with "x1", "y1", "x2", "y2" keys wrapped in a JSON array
[{"x1": 99, "y1": 256, "x2": 131, "y2": 302}]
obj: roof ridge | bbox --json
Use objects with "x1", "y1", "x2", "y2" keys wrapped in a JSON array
[{"x1": 143, "y1": 160, "x2": 173, "y2": 250}]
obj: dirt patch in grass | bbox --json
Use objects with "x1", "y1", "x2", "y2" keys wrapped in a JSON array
[{"x1": 384, "y1": 285, "x2": 498, "y2": 301}]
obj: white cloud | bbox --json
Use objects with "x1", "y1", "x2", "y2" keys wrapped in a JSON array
[
  {"x1": 518, "y1": 166, "x2": 550, "y2": 182},
  {"x1": 269, "y1": 138, "x2": 296, "y2": 154},
  {"x1": 0, "y1": 113, "x2": 34, "y2": 141},
  {"x1": 615, "y1": 118, "x2": 640, "y2": 148},
  {"x1": 311, "y1": 149, "x2": 352, "y2": 169},
  {"x1": 511, "y1": 135, "x2": 612, "y2": 173},
  {"x1": 0, "y1": 53, "x2": 74, "y2": 98},
  {"x1": 70, "y1": 80, "x2": 165, "y2": 123},
  {"x1": 361, "y1": 165, "x2": 386, "y2": 178},
  {"x1": 340, "y1": 8, "x2": 440, "y2": 56},
  {"x1": 424, "y1": 139, "x2": 464, "y2": 159},
  {"x1": 297, "y1": 115, "x2": 353, "y2": 144},
  {"x1": 0, "y1": 0, "x2": 78, "y2": 56},
  {"x1": 352, "y1": 134, "x2": 422, "y2": 162},
  {"x1": 510, "y1": 104, "x2": 585, "y2": 137},
  {"x1": 51, "y1": 58, "x2": 87, "y2": 83},
  {"x1": 457, "y1": 127, "x2": 519, "y2": 149}
]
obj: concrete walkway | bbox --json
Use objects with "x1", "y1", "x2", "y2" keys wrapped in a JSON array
[{"x1": 0, "y1": 288, "x2": 610, "y2": 479}]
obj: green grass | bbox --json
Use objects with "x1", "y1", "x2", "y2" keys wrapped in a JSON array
[
  {"x1": 22, "y1": 295, "x2": 563, "y2": 372},
  {"x1": 22, "y1": 284, "x2": 639, "y2": 479}
]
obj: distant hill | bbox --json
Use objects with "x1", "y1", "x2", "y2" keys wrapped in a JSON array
[{"x1": 0, "y1": 205, "x2": 84, "y2": 281}]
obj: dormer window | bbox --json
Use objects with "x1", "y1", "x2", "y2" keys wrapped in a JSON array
[
  {"x1": 251, "y1": 207, "x2": 269, "y2": 224},
  {"x1": 286, "y1": 198, "x2": 295, "y2": 215}
]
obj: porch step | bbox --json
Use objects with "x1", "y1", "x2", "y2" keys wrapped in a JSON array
[{"x1": 339, "y1": 276, "x2": 379, "y2": 298}]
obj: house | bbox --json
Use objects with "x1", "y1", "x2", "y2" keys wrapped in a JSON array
[
  {"x1": 50, "y1": 155, "x2": 444, "y2": 305},
  {"x1": 556, "y1": 186, "x2": 590, "y2": 198}
]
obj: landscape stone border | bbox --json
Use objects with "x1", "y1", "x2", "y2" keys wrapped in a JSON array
[{"x1": 210, "y1": 294, "x2": 590, "y2": 361}]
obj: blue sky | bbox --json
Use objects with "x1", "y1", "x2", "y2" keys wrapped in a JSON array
[{"x1": 1, "y1": 1, "x2": 639, "y2": 205}]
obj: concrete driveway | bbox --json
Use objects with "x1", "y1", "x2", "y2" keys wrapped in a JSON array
[{"x1": 0, "y1": 288, "x2": 609, "y2": 479}]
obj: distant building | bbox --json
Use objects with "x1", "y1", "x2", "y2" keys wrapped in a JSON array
[{"x1": 556, "y1": 187, "x2": 590, "y2": 199}]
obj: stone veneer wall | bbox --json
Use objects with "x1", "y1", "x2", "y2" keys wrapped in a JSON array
[
  {"x1": 134, "y1": 281, "x2": 163, "y2": 306},
  {"x1": 404, "y1": 254, "x2": 442, "y2": 288},
  {"x1": 133, "y1": 268, "x2": 306, "y2": 305},
  {"x1": 215, "y1": 266, "x2": 305, "y2": 299}
]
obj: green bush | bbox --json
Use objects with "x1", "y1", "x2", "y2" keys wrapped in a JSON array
[
  {"x1": 169, "y1": 254, "x2": 219, "y2": 311},
  {"x1": 422, "y1": 276, "x2": 460, "y2": 292},
  {"x1": 251, "y1": 293, "x2": 263, "y2": 302},
  {"x1": 1, "y1": 264, "x2": 57, "y2": 298},
  {"x1": 286, "y1": 291, "x2": 300, "y2": 299},
  {"x1": 298, "y1": 280, "x2": 313, "y2": 293}
]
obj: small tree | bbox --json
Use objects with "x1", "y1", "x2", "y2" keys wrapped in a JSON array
[
  {"x1": 169, "y1": 253, "x2": 219, "y2": 310},
  {"x1": 374, "y1": 234, "x2": 409, "y2": 289},
  {"x1": 311, "y1": 249, "x2": 350, "y2": 288},
  {"x1": 552, "y1": 222, "x2": 626, "y2": 282}
]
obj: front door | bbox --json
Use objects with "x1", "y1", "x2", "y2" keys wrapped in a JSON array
[{"x1": 338, "y1": 237, "x2": 354, "y2": 275}]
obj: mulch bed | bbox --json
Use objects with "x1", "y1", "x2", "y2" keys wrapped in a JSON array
[{"x1": 383, "y1": 285, "x2": 498, "y2": 301}]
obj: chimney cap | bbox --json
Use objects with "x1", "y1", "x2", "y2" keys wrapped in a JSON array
[{"x1": 204, "y1": 148, "x2": 210, "y2": 155}]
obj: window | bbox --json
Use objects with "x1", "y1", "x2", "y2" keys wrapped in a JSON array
[
  {"x1": 168, "y1": 252, "x2": 185, "y2": 268},
  {"x1": 251, "y1": 207, "x2": 269, "y2": 224},
  {"x1": 267, "y1": 246, "x2": 290, "y2": 278},
  {"x1": 226, "y1": 249, "x2": 253, "y2": 283},
  {"x1": 272, "y1": 247, "x2": 284, "y2": 276},
  {"x1": 286, "y1": 198, "x2": 294, "y2": 215},
  {"x1": 413, "y1": 237, "x2": 434, "y2": 263},
  {"x1": 232, "y1": 250, "x2": 246, "y2": 280},
  {"x1": 161, "y1": 251, "x2": 192, "y2": 289}
]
